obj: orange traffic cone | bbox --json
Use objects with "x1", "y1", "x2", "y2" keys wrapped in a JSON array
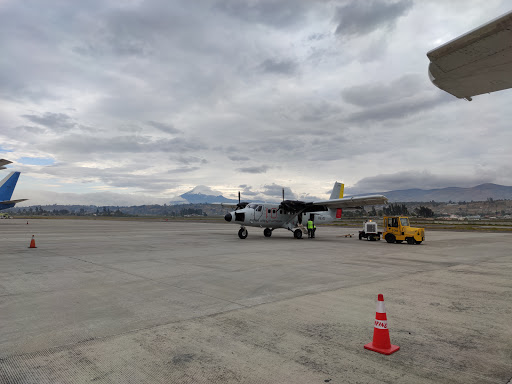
[
  {"x1": 364, "y1": 294, "x2": 400, "y2": 355},
  {"x1": 29, "y1": 235, "x2": 37, "y2": 248}
]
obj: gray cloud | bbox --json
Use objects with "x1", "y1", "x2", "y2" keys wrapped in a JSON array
[
  {"x1": 147, "y1": 121, "x2": 181, "y2": 134},
  {"x1": 262, "y1": 183, "x2": 297, "y2": 200},
  {"x1": 41, "y1": 163, "x2": 179, "y2": 193},
  {"x1": 215, "y1": 0, "x2": 310, "y2": 29},
  {"x1": 260, "y1": 58, "x2": 298, "y2": 75},
  {"x1": 342, "y1": 74, "x2": 424, "y2": 107},
  {"x1": 176, "y1": 156, "x2": 208, "y2": 165},
  {"x1": 167, "y1": 167, "x2": 200, "y2": 174},
  {"x1": 15, "y1": 125, "x2": 47, "y2": 135},
  {"x1": 345, "y1": 92, "x2": 453, "y2": 123},
  {"x1": 240, "y1": 185, "x2": 259, "y2": 197},
  {"x1": 229, "y1": 155, "x2": 250, "y2": 161},
  {"x1": 237, "y1": 165, "x2": 270, "y2": 174},
  {"x1": 43, "y1": 135, "x2": 207, "y2": 155},
  {"x1": 335, "y1": 0, "x2": 413, "y2": 37},
  {"x1": 22, "y1": 112, "x2": 76, "y2": 132}
]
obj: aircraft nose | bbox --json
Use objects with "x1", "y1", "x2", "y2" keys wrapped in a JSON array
[{"x1": 224, "y1": 212, "x2": 232, "y2": 222}]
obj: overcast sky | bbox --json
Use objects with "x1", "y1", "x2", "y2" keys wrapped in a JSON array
[{"x1": 1, "y1": 0, "x2": 511, "y2": 206}]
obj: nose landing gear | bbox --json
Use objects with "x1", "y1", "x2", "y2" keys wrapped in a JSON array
[{"x1": 238, "y1": 227, "x2": 248, "y2": 239}]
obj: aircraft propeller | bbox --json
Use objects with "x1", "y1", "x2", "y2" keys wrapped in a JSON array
[{"x1": 235, "y1": 191, "x2": 249, "y2": 210}]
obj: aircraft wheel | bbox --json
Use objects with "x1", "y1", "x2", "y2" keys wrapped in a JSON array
[
  {"x1": 294, "y1": 229, "x2": 303, "y2": 239},
  {"x1": 407, "y1": 237, "x2": 415, "y2": 245},
  {"x1": 385, "y1": 234, "x2": 395, "y2": 243},
  {"x1": 238, "y1": 228, "x2": 248, "y2": 239},
  {"x1": 264, "y1": 228, "x2": 272, "y2": 237}
]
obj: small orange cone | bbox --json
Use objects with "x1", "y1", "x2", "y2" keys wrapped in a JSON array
[
  {"x1": 29, "y1": 235, "x2": 37, "y2": 248},
  {"x1": 364, "y1": 294, "x2": 400, "y2": 355}
]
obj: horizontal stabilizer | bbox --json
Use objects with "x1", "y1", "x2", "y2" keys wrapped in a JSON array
[
  {"x1": 0, "y1": 171, "x2": 27, "y2": 209},
  {"x1": 0, "y1": 159, "x2": 12, "y2": 170},
  {"x1": 0, "y1": 199, "x2": 28, "y2": 205}
]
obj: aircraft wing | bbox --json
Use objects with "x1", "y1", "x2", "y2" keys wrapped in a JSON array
[
  {"x1": 214, "y1": 202, "x2": 241, "y2": 209},
  {"x1": 0, "y1": 159, "x2": 12, "y2": 170},
  {"x1": 311, "y1": 194, "x2": 388, "y2": 209},
  {"x1": 0, "y1": 199, "x2": 28, "y2": 205},
  {"x1": 427, "y1": 10, "x2": 512, "y2": 100}
]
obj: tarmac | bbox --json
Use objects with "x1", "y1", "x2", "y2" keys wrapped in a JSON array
[{"x1": 0, "y1": 219, "x2": 511, "y2": 383}]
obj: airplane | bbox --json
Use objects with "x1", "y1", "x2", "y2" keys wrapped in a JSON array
[
  {"x1": 221, "y1": 182, "x2": 388, "y2": 239},
  {"x1": 0, "y1": 161, "x2": 28, "y2": 210},
  {"x1": 427, "y1": 10, "x2": 512, "y2": 101}
]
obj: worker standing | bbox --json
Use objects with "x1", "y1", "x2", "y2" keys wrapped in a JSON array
[
  {"x1": 307, "y1": 218, "x2": 313, "y2": 238},
  {"x1": 312, "y1": 222, "x2": 316, "y2": 238}
]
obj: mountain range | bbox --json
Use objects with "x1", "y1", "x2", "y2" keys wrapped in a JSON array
[
  {"x1": 175, "y1": 183, "x2": 512, "y2": 204},
  {"x1": 369, "y1": 183, "x2": 512, "y2": 203}
]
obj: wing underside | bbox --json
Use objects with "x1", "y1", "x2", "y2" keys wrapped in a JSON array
[
  {"x1": 311, "y1": 194, "x2": 388, "y2": 210},
  {"x1": 427, "y1": 10, "x2": 512, "y2": 99},
  {"x1": 0, "y1": 159, "x2": 12, "y2": 170}
]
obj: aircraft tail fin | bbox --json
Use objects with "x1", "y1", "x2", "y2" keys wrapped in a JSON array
[
  {"x1": 0, "y1": 171, "x2": 21, "y2": 202},
  {"x1": 329, "y1": 182, "x2": 344, "y2": 200},
  {"x1": 329, "y1": 182, "x2": 344, "y2": 219}
]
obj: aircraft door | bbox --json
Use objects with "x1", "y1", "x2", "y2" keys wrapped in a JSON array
[{"x1": 254, "y1": 205, "x2": 264, "y2": 221}]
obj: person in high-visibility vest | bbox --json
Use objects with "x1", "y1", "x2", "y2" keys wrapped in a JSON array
[
  {"x1": 312, "y1": 222, "x2": 316, "y2": 238},
  {"x1": 307, "y1": 218, "x2": 314, "y2": 238}
]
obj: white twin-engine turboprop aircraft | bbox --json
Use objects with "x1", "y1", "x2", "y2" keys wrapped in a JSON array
[{"x1": 222, "y1": 182, "x2": 388, "y2": 239}]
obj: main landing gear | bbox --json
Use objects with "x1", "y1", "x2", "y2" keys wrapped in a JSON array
[{"x1": 236, "y1": 226, "x2": 303, "y2": 239}]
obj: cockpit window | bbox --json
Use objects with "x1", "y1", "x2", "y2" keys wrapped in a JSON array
[
  {"x1": 247, "y1": 203, "x2": 258, "y2": 209},
  {"x1": 256, "y1": 205, "x2": 262, "y2": 211}
]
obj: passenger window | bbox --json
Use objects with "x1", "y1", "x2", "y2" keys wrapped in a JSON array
[
  {"x1": 268, "y1": 209, "x2": 271, "y2": 213},
  {"x1": 280, "y1": 210, "x2": 282, "y2": 214}
]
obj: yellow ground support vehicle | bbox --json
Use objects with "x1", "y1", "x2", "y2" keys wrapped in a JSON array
[{"x1": 382, "y1": 216, "x2": 425, "y2": 245}]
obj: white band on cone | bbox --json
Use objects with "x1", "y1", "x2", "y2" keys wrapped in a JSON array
[
  {"x1": 376, "y1": 301, "x2": 386, "y2": 313},
  {"x1": 374, "y1": 319, "x2": 388, "y2": 329}
]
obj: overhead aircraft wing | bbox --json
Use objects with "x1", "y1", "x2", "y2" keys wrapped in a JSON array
[
  {"x1": 427, "y1": 10, "x2": 512, "y2": 100},
  {"x1": 0, "y1": 159, "x2": 12, "y2": 170},
  {"x1": 311, "y1": 194, "x2": 388, "y2": 209},
  {"x1": 217, "y1": 202, "x2": 239, "y2": 209}
]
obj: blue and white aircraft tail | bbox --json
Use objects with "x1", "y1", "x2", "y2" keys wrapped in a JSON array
[{"x1": 0, "y1": 171, "x2": 27, "y2": 210}]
